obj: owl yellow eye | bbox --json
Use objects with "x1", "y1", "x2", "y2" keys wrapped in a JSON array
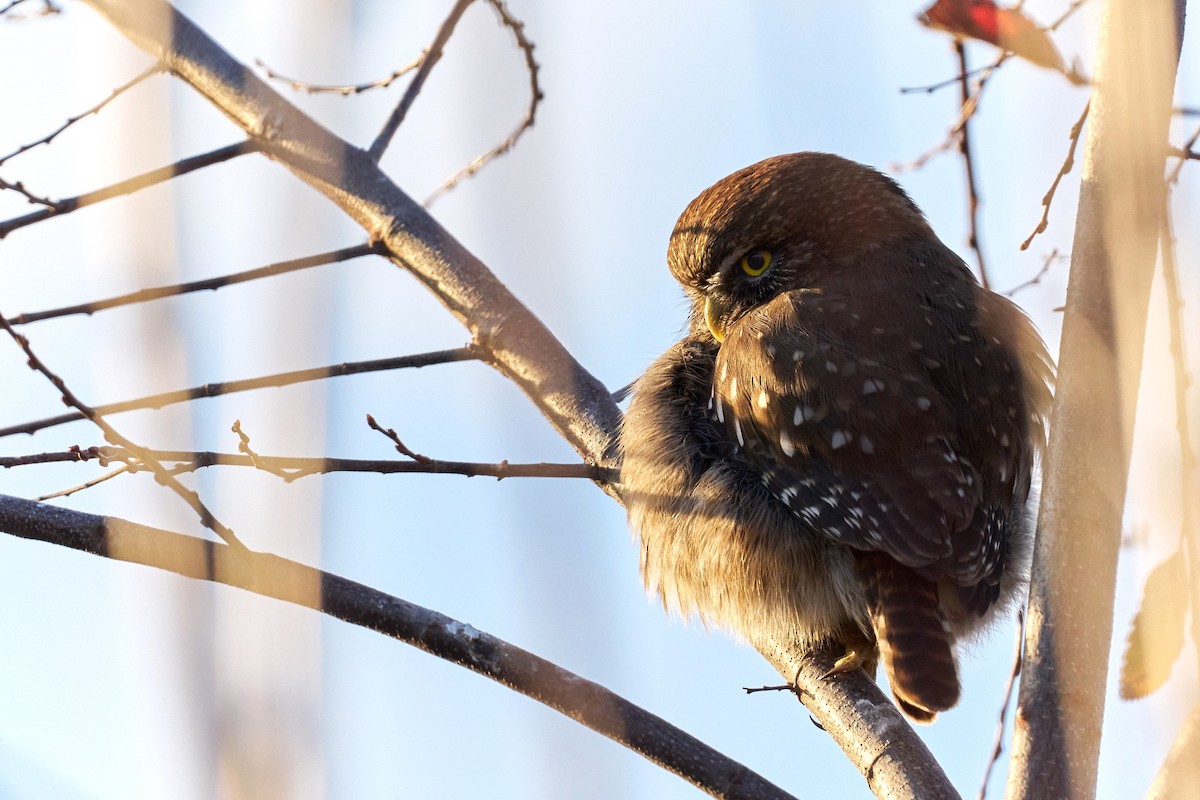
[{"x1": 740, "y1": 250, "x2": 773, "y2": 277}]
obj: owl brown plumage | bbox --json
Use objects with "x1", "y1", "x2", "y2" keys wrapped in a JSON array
[{"x1": 621, "y1": 152, "x2": 1053, "y2": 722}]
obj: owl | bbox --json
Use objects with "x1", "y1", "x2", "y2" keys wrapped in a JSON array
[{"x1": 620, "y1": 153, "x2": 1053, "y2": 721}]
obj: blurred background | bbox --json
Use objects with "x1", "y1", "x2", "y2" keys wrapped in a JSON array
[{"x1": 0, "y1": 1, "x2": 1196, "y2": 798}]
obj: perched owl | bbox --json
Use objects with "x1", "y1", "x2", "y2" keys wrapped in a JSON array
[{"x1": 620, "y1": 153, "x2": 1053, "y2": 722}]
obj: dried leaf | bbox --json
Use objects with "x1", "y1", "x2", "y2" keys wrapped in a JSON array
[
  {"x1": 918, "y1": 0, "x2": 1066, "y2": 73},
  {"x1": 1120, "y1": 548, "x2": 1189, "y2": 700}
]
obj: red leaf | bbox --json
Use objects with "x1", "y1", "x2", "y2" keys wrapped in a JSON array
[{"x1": 919, "y1": 0, "x2": 1065, "y2": 72}]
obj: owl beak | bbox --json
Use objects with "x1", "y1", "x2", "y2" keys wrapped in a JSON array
[{"x1": 704, "y1": 296, "x2": 729, "y2": 343}]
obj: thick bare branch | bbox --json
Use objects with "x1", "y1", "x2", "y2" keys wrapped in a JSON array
[
  {"x1": 755, "y1": 635, "x2": 961, "y2": 800},
  {"x1": 1006, "y1": 1, "x2": 1186, "y2": 797},
  {"x1": 0, "y1": 493, "x2": 795, "y2": 800},
  {"x1": 80, "y1": 0, "x2": 619, "y2": 469}
]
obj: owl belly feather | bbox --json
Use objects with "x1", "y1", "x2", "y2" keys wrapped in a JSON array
[{"x1": 622, "y1": 336, "x2": 869, "y2": 649}]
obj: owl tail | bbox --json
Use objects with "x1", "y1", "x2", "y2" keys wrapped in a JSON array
[{"x1": 859, "y1": 553, "x2": 960, "y2": 723}]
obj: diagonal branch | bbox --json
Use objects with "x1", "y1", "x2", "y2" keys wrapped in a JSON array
[
  {"x1": 0, "y1": 140, "x2": 257, "y2": 239},
  {"x1": 80, "y1": 0, "x2": 620, "y2": 470},
  {"x1": 0, "y1": 493, "x2": 795, "y2": 800}
]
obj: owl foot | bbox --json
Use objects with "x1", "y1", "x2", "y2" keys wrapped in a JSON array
[{"x1": 821, "y1": 629, "x2": 878, "y2": 679}]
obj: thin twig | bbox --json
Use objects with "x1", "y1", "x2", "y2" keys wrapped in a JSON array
[
  {"x1": 743, "y1": 685, "x2": 794, "y2": 695},
  {"x1": 35, "y1": 464, "x2": 131, "y2": 501},
  {"x1": 1020, "y1": 100, "x2": 1090, "y2": 251},
  {"x1": 0, "y1": 140, "x2": 257, "y2": 239},
  {"x1": 0, "y1": 174, "x2": 60, "y2": 208},
  {"x1": 0, "y1": 65, "x2": 160, "y2": 167},
  {"x1": 231, "y1": 419, "x2": 307, "y2": 481},
  {"x1": 256, "y1": 55, "x2": 424, "y2": 96},
  {"x1": 955, "y1": 40, "x2": 989, "y2": 289},
  {"x1": 1167, "y1": 124, "x2": 1200, "y2": 184},
  {"x1": 0, "y1": 347, "x2": 479, "y2": 439},
  {"x1": 1159, "y1": 192, "x2": 1200, "y2": 680},
  {"x1": 0, "y1": 314, "x2": 245, "y2": 549},
  {"x1": 1003, "y1": 249, "x2": 1067, "y2": 297},
  {"x1": 978, "y1": 611, "x2": 1025, "y2": 800},
  {"x1": 368, "y1": 0, "x2": 474, "y2": 161},
  {"x1": 899, "y1": 66, "x2": 991, "y2": 95},
  {"x1": 7, "y1": 242, "x2": 378, "y2": 326},
  {"x1": 0, "y1": 0, "x2": 58, "y2": 17},
  {"x1": 366, "y1": 414, "x2": 431, "y2": 462},
  {"x1": 423, "y1": 0, "x2": 544, "y2": 206},
  {"x1": 1, "y1": 445, "x2": 616, "y2": 482}
]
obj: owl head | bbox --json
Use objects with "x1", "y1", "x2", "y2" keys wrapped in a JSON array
[{"x1": 667, "y1": 152, "x2": 933, "y2": 342}]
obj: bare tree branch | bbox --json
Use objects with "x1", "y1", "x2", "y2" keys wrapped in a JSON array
[
  {"x1": 954, "y1": 40, "x2": 989, "y2": 288},
  {"x1": 0, "y1": 493, "x2": 796, "y2": 800},
  {"x1": 257, "y1": 55, "x2": 424, "y2": 96},
  {"x1": 0, "y1": 140, "x2": 257, "y2": 239},
  {"x1": 0, "y1": 65, "x2": 160, "y2": 166},
  {"x1": 1021, "y1": 101, "x2": 1090, "y2": 251},
  {"x1": 1006, "y1": 1, "x2": 1186, "y2": 797},
  {"x1": 1, "y1": 445, "x2": 614, "y2": 482},
  {"x1": 368, "y1": 0, "x2": 474, "y2": 161},
  {"x1": 7, "y1": 242, "x2": 378, "y2": 325},
  {"x1": 755, "y1": 634, "x2": 961, "y2": 800},
  {"x1": 0, "y1": 313, "x2": 245, "y2": 549},
  {"x1": 0, "y1": 347, "x2": 479, "y2": 439}
]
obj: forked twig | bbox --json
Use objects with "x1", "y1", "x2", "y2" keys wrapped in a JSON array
[
  {"x1": 0, "y1": 140, "x2": 257, "y2": 239},
  {"x1": 0, "y1": 314, "x2": 245, "y2": 548},
  {"x1": 423, "y1": 0, "x2": 543, "y2": 206},
  {"x1": 368, "y1": 0, "x2": 474, "y2": 161}
]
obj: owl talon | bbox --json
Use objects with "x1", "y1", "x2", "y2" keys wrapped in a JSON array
[{"x1": 823, "y1": 644, "x2": 874, "y2": 679}]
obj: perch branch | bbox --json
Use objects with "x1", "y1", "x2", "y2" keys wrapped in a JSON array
[{"x1": 0, "y1": 493, "x2": 795, "y2": 800}]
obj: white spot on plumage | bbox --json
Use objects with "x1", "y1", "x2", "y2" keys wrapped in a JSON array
[
  {"x1": 715, "y1": 394, "x2": 725, "y2": 423},
  {"x1": 916, "y1": 396, "x2": 932, "y2": 411},
  {"x1": 860, "y1": 434, "x2": 875, "y2": 454},
  {"x1": 720, "y1": 362, "x2": 728, "y2": 382},
  {"x1": 729, "y1": 377, "x2": 738, "y2": 397},
  {"x1": 779, "y1": 431, "x2": 795, "y2": 457},
  {"x1": 734, "y1": 417, "x2": 745, "y2": 447},
  {"x1": 862, "y1": 378, "x2": 885, "y2": 395},
  {"x1": 831, "y1": 430, "x2": 851, "y2": 449},
  {"x1": 792, "y1": 349, "x2": 804, "y2": 362},
  {"x1": 1000, "y1": 433, "x2": 1010, "y2": 447},
  {"x1": 758, "y1": 391, "x2": 769, "y2": 409},
  {"x1": 825, "y1": 360, "x2": 838, "y2": 373}
]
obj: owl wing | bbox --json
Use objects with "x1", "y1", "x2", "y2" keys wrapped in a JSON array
[{"x1": 712, "y1": 288, "x2": 990, "y2": 580}]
